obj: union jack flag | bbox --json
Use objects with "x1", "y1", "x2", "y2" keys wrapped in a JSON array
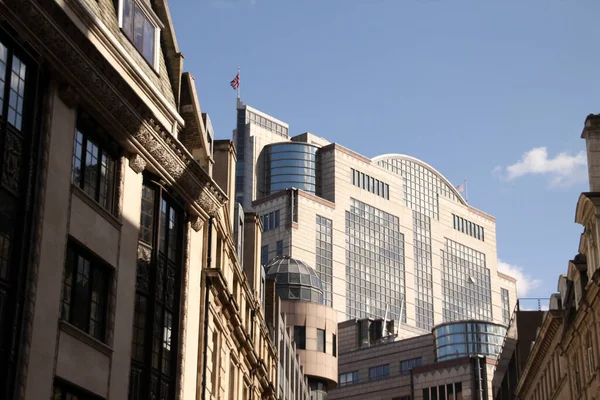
[{"x1": 230, "y1": 71, "x2": 240, "y2": 90}]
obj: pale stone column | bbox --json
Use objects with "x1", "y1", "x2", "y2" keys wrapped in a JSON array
[
  {"x1": 583, "y1": 115, "x2": 600, "y2": 192},
  {"x1": 181, "y1": 218, "x2": 205, "y2": 399},
  {"x1": 25, "y1": 84, "x2": 77, "y2": 400},
  {"x1": 108, "y1": 157, "x2": 144, "y2": 399}
]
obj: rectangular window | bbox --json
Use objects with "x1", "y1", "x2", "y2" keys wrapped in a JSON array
[
  {"x1": 317, "y1": 328, "x2": 326, "y2": 353},
  {"x1": 61, "y1": 241, "x2": 110, "y2": 342},
  {"x1": 54, "y1": 379, "x2": 104, "y2": 399},
  {"x1": 350, "y1": 168, "x2": 389, "y2": 199},
  {"x1": 276, "y1": 240, "x2": 283, "y2": 257},
  {"x1": 72, "y1": 114, "x2": 118, "y2": 214},
  {"x1": 368, "y1": 364, "x2": 390, "y2": 381},
  {"x1": 294, "y1": 326, "x2": 305, "y2": 350},
  {"x1": 339, "y1": 371, "x2": 359, "y2": 387},
  {"x1": 130, "y1": 180, "x2": 183, "y2": 400},
  {"x1": 316, "y1": 215, "x2": 333, "y2": 306},
  {"x1": 119, "y1": 0, "x2": 160, "y2": 67},
  {"x1": 400, "y1": 357, "x2": 422, "y2": 374},
  {"x1": 451, "y1": 214, "x2": 484, "y2": 241},
  {"x1": 501, "y1": 288, "x2": 510, "y2": 324},
  {"x1": 261, "y1": 245, "x2": 269, "y2": 266},
  {"x1": 332, "y1": 333, "x2": 337, "y2": 357},
  {"x1": 261, "y1": 210, "x2": 280, "y2": 232}
]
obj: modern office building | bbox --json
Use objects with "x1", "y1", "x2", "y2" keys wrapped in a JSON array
[
  {"x1": 515, "y1": 114, "x2": 600, "y2": 400},
  {"x1": 233, "y1": 100, "x2": 517, "y2": 333},
  {"x1": 329, "y1": 317, "x2": 508, "y2": 400}
]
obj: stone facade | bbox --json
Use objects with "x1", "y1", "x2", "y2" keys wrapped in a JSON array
[{"x1": 0, "y1": 1, "x2": 302, "y2": 399}]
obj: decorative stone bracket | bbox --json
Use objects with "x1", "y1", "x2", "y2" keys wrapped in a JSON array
[
  {"x1": 189, "y1": 214, "x2": 204, "y2": 232},
  {"x1": 129, "y1": 153, "x2": 147, "y2": 174}
]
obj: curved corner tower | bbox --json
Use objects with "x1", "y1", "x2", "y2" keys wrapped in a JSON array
[{"x1": 266, "y1": 257, "x2": 338, "y2": 399}]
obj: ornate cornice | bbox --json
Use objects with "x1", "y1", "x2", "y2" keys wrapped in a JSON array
[{"x1": 3, "y1": 0, "x2": 226, "y2": 218}]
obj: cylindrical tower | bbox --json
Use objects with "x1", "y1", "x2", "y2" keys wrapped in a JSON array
[
  {"x1": 266, "y1": 257, "x2": 338, "y2": 399},
  {"x1": 432, "y1": 320, "x2": 507, "y2": 362},
  {"x1": 264, "y1": 142, "x2": 319, "y2": 195}
]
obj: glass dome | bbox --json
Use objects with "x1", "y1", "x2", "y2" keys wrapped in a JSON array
[{"x1": 265, "y1": 256, "x2": 324, "y2": 304}]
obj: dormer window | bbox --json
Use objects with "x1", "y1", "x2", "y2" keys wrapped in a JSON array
[{"x1": 118, "y1": 0, "x2": 163, "y2": 70}]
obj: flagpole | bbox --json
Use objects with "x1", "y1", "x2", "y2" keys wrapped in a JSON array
[
  {"x1": 237, "y1": 66, "x2": 240, "y2": 100},
  {"x1": 464, "y1": 178, "x2": 468, "y2": 203}
]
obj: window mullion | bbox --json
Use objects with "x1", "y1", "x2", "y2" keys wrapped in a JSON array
[
  {"x1": 79, "y1": 134, "x2": 87, "y2": 190},
  {"x1": 151, "y1": 186, "x2": 163, "y2": 391},
  {"x1": 86, "y1": 260, "x2": 94, "y2": 335},
  {"x1": 68, "y1": 252, "x2": 78, "y2": 325},
  {"x1": 94, "y1": 145, "x2": 102, "y2": 203}
]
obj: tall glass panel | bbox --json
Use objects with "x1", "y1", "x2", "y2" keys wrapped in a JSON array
[
  {"x1": 345, "y1": 199, "x2": 406, "y2": 323},
  {"x1": 441, "y1": 239, "x2": 492, "y2": 322},
  {"x1": 414, "y1": 211, "x2": 434, "y2": 330},
  {"x1": 316, "y1": 215, "x2": 333, "y2": 306}
]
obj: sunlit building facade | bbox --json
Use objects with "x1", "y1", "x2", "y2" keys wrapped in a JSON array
[
  {"x1": 234, "y1": 100, "x2": 517, "y2": 334},
  {"x1": 0, "y1": 2, "x2": 303, "y2": 400}
]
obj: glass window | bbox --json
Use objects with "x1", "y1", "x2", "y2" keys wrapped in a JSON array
[
  {"x1": 294, "y1": 326, "x2": 305, "y2": 350},
  {"x1": 345, "y1": 199, "x2": 405, "y2": 323},
  {"x1": 276, "y1": 240, "x2": 283, "y2": 257},
  {"x1": 501, "y1": 288, "x2": 510, "y2": 324},
  {"x1": 368, "y1": 364, "x2": 390, "y2": 381},
  {"x1": 317, "y1": 328, "x2": 326, "y2": 353},
  {"x1": 120, "y1": 0, "x2": 158, "y2": 66},
  {"x1": 261, "y1": 245, "x2": 268, "y2": 265},
  {"x1": 72, "y1": 114, "x2": 118, "y2": 214},
  {"x1": 400, "y1": 357, "x2": 422, "y2": 374},
  {"x1": 332, "y1": 333, "x2": 337, "y2": 357},
  {"x1": 130, "y1": 180, "x2": 183, "y2": 400},
  {"x1": 61, "y1": 242, "x2": 110, "y2": 342},
  {"x1": 6, "y1": 54, "x2": 26, "y2": 131},
  {"x1": 339, "y1": 371, "x2": 359, "y2": 387}
]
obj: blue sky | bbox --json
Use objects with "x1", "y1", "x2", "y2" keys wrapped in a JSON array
[{"x1": 170, "y1": 0, "x2": 600, "y2": 300}]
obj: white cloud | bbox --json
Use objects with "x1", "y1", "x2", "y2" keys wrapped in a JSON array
[
  {"x1": 495, "y1": 147, "x2": 587, "y2": 187},
  {"x1": 497, "y1": 260, "x2": 542, "y2": 298}
]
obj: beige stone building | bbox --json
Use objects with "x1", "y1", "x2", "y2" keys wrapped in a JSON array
[
  {"x1": 515, "y1": 114, "x2": 600, "y2": 400},
  {"x1": 0, "y1": 1, "x2": 308, "y2": 400},
  {"x1": 233, "y1": 100, "x2": 517, "y2": 334}
]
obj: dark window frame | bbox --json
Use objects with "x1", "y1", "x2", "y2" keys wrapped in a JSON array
[
  {"x1": 54, "y1": 378, "x2": 105, "y2": 400},
  {"x1": 60, "y1": 239, "x2": 111, "y2": 342},
  {"x1": 71, "y1": 111, "x2": 119, "y2": 215},
  {"x1": 332, "y1": 333, "x2": 337, "y2": 357},
  {"x1": 294, "y1": 326, "x2": 306, "y2": 350},
  {"x1": 317, "y1": 328, "x2": 326, "y2": 353},
  {"x1": 129, "y1": 176, "x2": 184, "y2": 400}
]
